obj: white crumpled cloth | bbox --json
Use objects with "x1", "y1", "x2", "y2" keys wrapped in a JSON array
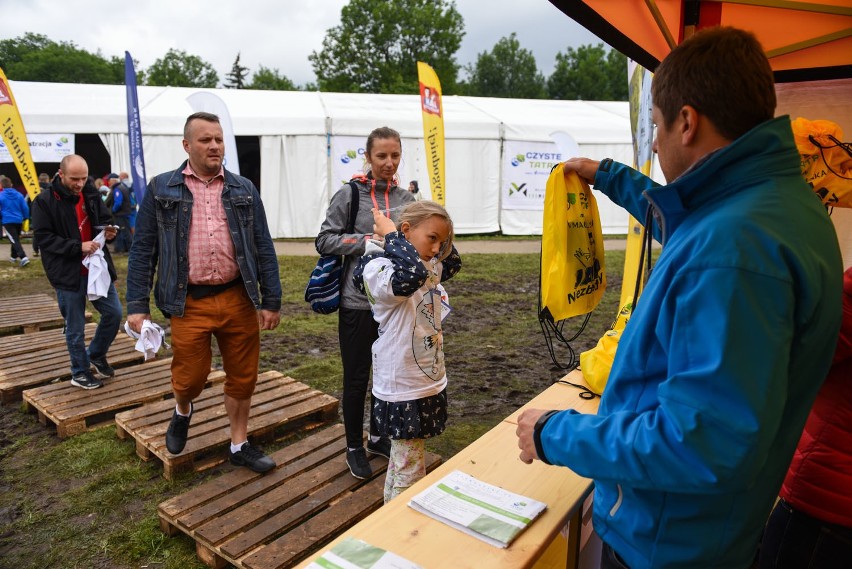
[
  {"x1": 124, "y1": 320, "x2": 169, "y2": 361},
  {"x1": 83, "y1": 230, "x2": 111, "y2": 300}
]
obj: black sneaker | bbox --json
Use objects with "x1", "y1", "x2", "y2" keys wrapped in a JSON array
[
  {"x1": 366, "y1": 437, "x2": 391, "y2": 459},
  {"x1": 70, "y1": 371, "x2": 103, "y2": 390},
  {"x1": 346, "y1": 447, "x2": 372, "y2": 479},
  {"x1": 90, "y1": 357, "x2": 115, "y2": 378},
  {"x1": 165, "y1": 404, "x2": 192, "y2": 455},
  {"x1": 229, "y1": 442, "x2": 276, "y2": 473}
]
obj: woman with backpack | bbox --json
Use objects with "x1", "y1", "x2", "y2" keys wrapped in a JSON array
[{"x1": 315, "y1": 126, "x2": 415, "y2": 479}]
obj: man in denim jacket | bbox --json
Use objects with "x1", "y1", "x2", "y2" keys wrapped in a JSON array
[{"x1": 126, "y1": 112, "x2": 282, "y2": 473}]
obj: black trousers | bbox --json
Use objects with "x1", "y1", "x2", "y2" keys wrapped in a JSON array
[
  {"x1": 600, "y1": 542, "x2": 630, "y2": 569},
  {"x1": 338, "y1": 307, "x2": 380, "y2": 449},
  {"x1": 759, "y1": 498, "x2": 852, "y2": 569},
  {"x1": 3, "y1": 223, "x2": 26, "y2": 260}
]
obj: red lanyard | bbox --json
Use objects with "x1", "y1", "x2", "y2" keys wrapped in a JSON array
[{"x1": 370, "y1": 179, "x2": 390, "y2": 218}]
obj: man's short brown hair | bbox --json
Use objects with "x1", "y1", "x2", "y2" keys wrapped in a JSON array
[
  {"x1": 652, "y1": 27, "x2": 776, "y2": 141},
  {"x1": 183, "y1": 112, "x2": 220, "y2": 140}
]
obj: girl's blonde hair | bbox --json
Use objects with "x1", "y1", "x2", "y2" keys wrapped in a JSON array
[{"x1": 397, "y1": 201, "x2": 455, "y2": 261}]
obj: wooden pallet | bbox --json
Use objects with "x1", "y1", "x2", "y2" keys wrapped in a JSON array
[
  {"x1": 21, "y1": 358, "x2": 224, "y2": 438},
  {"x1": 0, "y1": 332, "x2": 145, "y2": 404},
  {"x1": 115, "y1": 371, "x2": 339, "y2": 480},
  {"x1": 0, "y1": 323, "x2": 96, "y2": 358},
  {"x1": 0, "y1": 293, "x2": 92, "y2": 335},
  {"x1": 158, "y1": 424, "x2": 442, "y2": 569}
]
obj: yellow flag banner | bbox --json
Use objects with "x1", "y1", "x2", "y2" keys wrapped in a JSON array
[
  {"x1": 416, "y1": 61, "x2": 445, "y2": 205},
  {"x1": 0, "y1": 68, "x2": 40, "y2": 201}
]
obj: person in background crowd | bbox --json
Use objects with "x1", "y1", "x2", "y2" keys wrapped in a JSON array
[
  {"x1": 31, "y1": 155, "x2": 121, "y2": 390},
  {"x1": 118, "y1": 172, "x2": 138, "y2": 237},
  {"x1": 1, "y1": 175, "x2": 30, "y2": 266},
  {"x1": 316, "y1": 126, "x2": 416, "y2": 479},
  {"x1": 408, "y1": 180, "x2": 423, "y2": 201},
  {"x1": 758, "y1": 266, "x2": 852, "y2": 569},
  {"x1": 29, "y1": 172, "x2": 52, "y2": 257},
  {"x1": 516, "y1": 27, "x2": 842, "y2": 569},
  {"x1": 106, "y1": 172, "x2": 132, "y2": 253},
  {"x1": 125, "y1": 112, "x2": 282, "y2": 473}
]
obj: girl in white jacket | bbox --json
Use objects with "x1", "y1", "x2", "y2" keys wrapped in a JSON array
[{"x1": 354, "y1": 201, "x2": 462, "y2": 502}]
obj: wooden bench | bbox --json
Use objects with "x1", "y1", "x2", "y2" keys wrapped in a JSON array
[
  {"x1": 21, "y1": 358, "x2": 225, "y2": 438},
  {"x1": 0, "y1": 293, "x2": 92, "y2": 335},
  {"x1": 0, "y1": 332, "x2": 145, "y2": 403},
  {"x1": 158, "y1": 424, "x2": 442, "y2": 569},
  {"x1": 115, "y1": 371, "x2": 339, "y2": 479}
]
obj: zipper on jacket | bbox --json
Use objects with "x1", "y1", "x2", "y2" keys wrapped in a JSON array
[{"x1": 609, "y1": 484, "x2": 623, "y2": 517}]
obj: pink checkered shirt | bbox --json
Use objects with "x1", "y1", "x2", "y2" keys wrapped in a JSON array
[{"x1": 182, "y1": 164, "x2": 239, "y2": 285}]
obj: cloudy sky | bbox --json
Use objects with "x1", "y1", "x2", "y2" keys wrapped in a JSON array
[{"x1": 1, "y1": 0, "x2": 606, "y2": 86}]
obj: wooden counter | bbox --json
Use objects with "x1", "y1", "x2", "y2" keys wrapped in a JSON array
[{"x1": 297, "y1": 370, "x2": 600, "y2": 569}]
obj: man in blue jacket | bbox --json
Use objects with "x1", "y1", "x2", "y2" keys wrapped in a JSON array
[
  {"x1": 125, "y1": 112, "x2": 282, "y2": 473},
  {"x1": 517, "y1": 27, "x2": 843, "y2": 569},
  {"x1": 1, "y1": 174, "x2": 30, "y2": 266}
]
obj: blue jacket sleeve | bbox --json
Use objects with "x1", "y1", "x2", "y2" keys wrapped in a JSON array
[
  {"x1": 595, "y1": 161, "x2": 663, "y2": 242},
  {"x1": 440, "y1": 246, "x2": 462, "y2": 282},
  {"x1": 111, "y1": 188, "x2": 123, "y2": 213},
  {"x1": 250, "y1": 183, "x2": 282, "y2": 312},
  {"x1": 125, "y1": 178, "x2": 159, "y2": 315}
]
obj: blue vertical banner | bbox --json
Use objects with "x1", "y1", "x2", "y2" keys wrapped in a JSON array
[{"x1": 124, "y1": 51, "x2": 147, "y2": 202}]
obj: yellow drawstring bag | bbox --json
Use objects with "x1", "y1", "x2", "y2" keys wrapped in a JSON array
[
  {"x1": 791, "y1": 117, "x2": 852, "y2": 209},
  {"x1": 540, "y1": 165, "x2": 606, "y2": 323}
]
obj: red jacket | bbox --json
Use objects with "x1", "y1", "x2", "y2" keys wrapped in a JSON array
[{"x1": 780, "y1": 266, "x2": 852, "y2": 527}]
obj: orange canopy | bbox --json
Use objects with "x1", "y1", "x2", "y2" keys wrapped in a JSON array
[{"x1": 549, "y1": 0, "x2": 852, "y2": 82}]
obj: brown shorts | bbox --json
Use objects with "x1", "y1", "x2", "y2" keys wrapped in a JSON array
[{"x1": 170, "y1": 285, "x2": 260, "y2": 400}]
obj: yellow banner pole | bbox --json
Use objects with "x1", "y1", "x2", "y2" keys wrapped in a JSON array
[
  {"x1": 0, "y1": 68, "x2": 40, "y2": 202},
  {"x1": 416, "y1": 61, "x2": 446, "y2": 206}
]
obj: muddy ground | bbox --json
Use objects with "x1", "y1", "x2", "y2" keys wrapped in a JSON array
[{"x1": 0, "y1": 252, "x2": 619, "y2": 568}]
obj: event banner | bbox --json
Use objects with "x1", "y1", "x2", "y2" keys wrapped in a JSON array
[
  {"x1": 621, "y1": 60, "x2": 655, "y2": 308},
  {"x1": 417, "y1": 61, "x2": 445, "y2": 205},
  {"x1": 0, "y1": 67, "x2": 40, "y2": 200},
  {"x1": 125, "y1": 52, "x2": 148, "y2": 203},
  {"x1": 331, "y1": 135, "x2": 369, "y2": 189},
  {"x1": 501, "y1": 140, "x2": 564, "y2": 211},
  {"x1": 0, "y1": 133, "x2": 74, "y2": 163}
]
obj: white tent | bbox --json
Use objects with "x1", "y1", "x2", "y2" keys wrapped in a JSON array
[{"x1": 8, "y1": 81, "x2": 649, "y2": 237}]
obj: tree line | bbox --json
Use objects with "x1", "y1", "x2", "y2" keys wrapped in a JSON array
[{"x1": 0, "y1": 0, "x2": 627, "y2": 101}]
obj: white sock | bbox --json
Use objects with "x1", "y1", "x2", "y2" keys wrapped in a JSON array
[
  {"x1": 175, "y1": 403, "x2": 191, "y2": 417},
  {"x1": 348, "y1": 447, "x2": 362, "y2": 452},
  {"x1": 231, "y1": 441, "x2": 247, "y2": 453},
  {"x1": 369, "y1": 435, "x2": 381, "y2": 443}
]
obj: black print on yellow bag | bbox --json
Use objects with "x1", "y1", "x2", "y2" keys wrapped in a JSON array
[
  {"x1": 791, "y1": 117, "x2": 852, "y2": 210},
  {"x1": 540, "y1": 165, "x2": 606, "y2": 322}
]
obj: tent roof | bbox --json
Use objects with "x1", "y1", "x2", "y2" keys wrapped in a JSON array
[
  {"x1": 549, "y1": 0, "x2": 852, "y2": 82},
  {"x1": 10, "y1": 80, "x2": 631, "y2": 144}
]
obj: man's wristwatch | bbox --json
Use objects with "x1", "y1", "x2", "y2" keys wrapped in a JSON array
[
  {"x1": 533, "y1": 410, "x2": 560, "y2": 465},
  {"x1": 598, "y1": 158, "x2": 613, "y2": 173}
]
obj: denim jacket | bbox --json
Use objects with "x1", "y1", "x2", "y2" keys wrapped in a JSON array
[{"x1": 126, "y1": 161, "x2": 281, "y2": 318}]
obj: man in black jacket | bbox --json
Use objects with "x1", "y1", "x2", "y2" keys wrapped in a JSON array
[{"x1": 32, "y1": 154, "x2": 122, "y2": 390}]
